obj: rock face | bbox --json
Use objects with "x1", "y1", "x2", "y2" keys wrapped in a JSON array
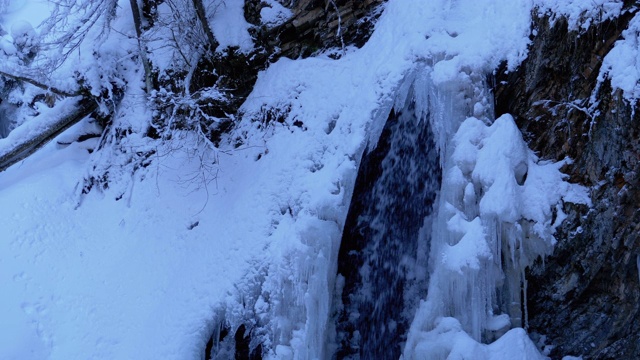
[
  {"x1": 267, "y1": 0, "x2": 384, "y2": 58},
  {"x1": 495, "y1": 8, "x2": 640, "y2": 359}
]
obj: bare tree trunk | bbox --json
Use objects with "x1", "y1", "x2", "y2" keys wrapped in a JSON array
[
  {"x1": 192, "y1": 0, "x2": 219, "y2": 51},
  {"x1": 129, "y1": 0, "x2": 154, "y2": 94},
  {"x1": 0, "y1": 97, "x2": 97, "y2": 173}
]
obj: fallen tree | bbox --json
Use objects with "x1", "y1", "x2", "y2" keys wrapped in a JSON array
[{"x1": 0, "y1": 96, "x2": 98, "y2": 173}]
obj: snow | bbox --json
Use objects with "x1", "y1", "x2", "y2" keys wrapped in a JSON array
[
  {"x1": 534, "y1": 0, "x2": 623, "y2": 31},
  {"x1": 443, "y1": 216, "x2": 490, "y2": 273},
  {"x1": 0, "y1": 104, "x2": 279, "y2": 360},
  {"x1": 0, "y1": 0, "x2": 51, "y2": 32},
  {"x1": 0, "y1": 0, "x2": 49, "y2": 65},
  {"x1": 470, "y1": 115, "x2": 530, "y2": 222},
  {"x1": 0, "y1": 34, "x2": 15, "y2": 55},
  {"x1": 261, "y1": 0, "x2": 293, "y2": 28},
  {"x1": 0, "y1": 3, "x2": 260, "y2": 356},
  {"x1": 410, "y1": 317, "x2": 546, "y2": 360},
  {"x1": 10, "y1": 20, "x2": 35, "y2": 41},
  {"x1": 598, "y1": 12, "x2": 640, "y2": 103},
  {"x1": 208, "y1": 0, "x2": 253, "y2": 52},
  {"x1": 0, "y1": 0, "x2": 603, "y2": 359},
  {"x1": 145, "y1": 0, "x2": 254, "y2": 78}
]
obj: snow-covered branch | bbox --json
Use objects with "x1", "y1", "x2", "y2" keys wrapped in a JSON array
[{"x1": 0, "y1": 69, "x2": 81, "y2": 97}]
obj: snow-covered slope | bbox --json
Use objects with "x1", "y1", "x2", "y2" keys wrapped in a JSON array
[{"x1": 0, "y1": 105, "x2": 282, "y2": 359}]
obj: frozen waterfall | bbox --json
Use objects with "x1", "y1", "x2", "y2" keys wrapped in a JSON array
[
  {"x1": 198, "y1": 1, "x2": 591, "y2": 358},
  {"x1": 335, "y1": 65, "x2": 591, "y2": 359}
]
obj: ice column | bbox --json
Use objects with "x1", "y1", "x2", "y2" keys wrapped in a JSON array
[{"x1": 404, "y1": 69, "x2": 591, "y2": 360}]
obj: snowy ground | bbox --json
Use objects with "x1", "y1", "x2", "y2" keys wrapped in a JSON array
[
  {"x1": 0, "y1": 2, "x2": 274, "y2": 358},
  {"x1": 0, "y1": 0, "x2": 627, "y2": 359},
  {"x1": 0, "y1": 116, "x2": 282, "y2": 359}
]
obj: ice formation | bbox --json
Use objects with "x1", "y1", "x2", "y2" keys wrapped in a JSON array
[{"x1": 402, "y1": 78, "x2": 591, "y2": 360}]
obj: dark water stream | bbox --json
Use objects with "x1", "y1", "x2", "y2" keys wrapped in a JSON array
[{"x1": 335, "y1": 91, "x2": 441, "y2": 359}]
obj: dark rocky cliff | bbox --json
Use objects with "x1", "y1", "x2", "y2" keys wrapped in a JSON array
[{"x1": 495, "y1": 6, "x2": 640, "y2": 359}]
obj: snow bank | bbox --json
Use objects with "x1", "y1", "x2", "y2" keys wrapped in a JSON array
[
  {"x1": 598, "y1": 12, "x2": 640, "y2": 103},
  {"x1": 0, "y1": 81, "x2": 281, "y2": 360}
]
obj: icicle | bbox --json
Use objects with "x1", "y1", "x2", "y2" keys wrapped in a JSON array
[
  {"x1": 522, "y1": 267, "x2": 529, "y2": 331},
  {"x1": 637, "y1": 255, "x2": 640, "y2": 284},
  {"x1": 403, "y1": 64, "x2": 590, "y2": 360}
]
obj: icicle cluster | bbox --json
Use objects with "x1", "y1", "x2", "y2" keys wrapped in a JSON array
[{"x1": 404, "y1": 79, "x2": 591, "y2": 359}]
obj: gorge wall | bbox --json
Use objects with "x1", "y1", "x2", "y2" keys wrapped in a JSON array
[{"x1": 494, "y1": 5, "x2": 640, "y2": 359}]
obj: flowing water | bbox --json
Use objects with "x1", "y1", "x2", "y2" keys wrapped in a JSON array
[{"x1": 335, "y1": 82, "x2": 442, "y2": 359}]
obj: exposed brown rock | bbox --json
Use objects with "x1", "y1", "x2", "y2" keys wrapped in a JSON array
[
  {"x1": 268, "y1": 0, "x2": 385, "y2": 58},
  {"x1": 494, "y1": 8, "x2": 640, "y2": 360}
]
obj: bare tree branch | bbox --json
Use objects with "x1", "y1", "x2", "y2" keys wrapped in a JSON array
[
  {"x1": 38, "y1": 0, "x2": 119, "y2": 69},
  {"x1": 0, "y1": 69, "x2": 82, "y2": 97}
]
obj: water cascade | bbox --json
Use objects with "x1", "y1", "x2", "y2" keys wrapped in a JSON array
[
  {"x1": 336, "y1": 63, "x2": 590, "y2": 359},
  {"x1": 334, "y1": 69, "x2": 442, "y2": 359}
]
